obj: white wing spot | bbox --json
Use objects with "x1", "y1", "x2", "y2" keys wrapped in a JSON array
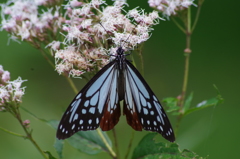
[
  {"x1": 150, "y1": 110, "x2": 154, "y2": 115},
  {"x1": 73, "y1": 114, "x2": 78, "y2": 121},
  {"x1": 62, "y1": 128, "x2": 65, "y2": 133},
  {"x1": 96, "y1": 118, "x2": 99, "y2": 124},
  {"x1": 153, "y1": 121, "x2": 157, "y2": 126},
  {"x1": 71, "y1": 101, "x2": 76, "y2": 107},
  {"x1": 147, "y1": 102, "x2": 152, "y2": 109},
  {"x1": 84, "y1": 100, "x2": 89, "y2": 107},
  {"x1": 79, "y1": 120, "x2": 83, "y2": 125},
  {"x1": 141, "y1": 118, "x2": 144, "y2": 124},
  {"x1": 65, "y1": 130, "x2": 68, "y2": 134},
  {"x1": 59, "y1": 125, "x2": 62, "y2": 129},
  {"x1": 153, "y1": 95, "x2": 158, "y2": 101},
  {"x1": 170, "y1": 128, "x2": 173, "y2": 132},
  {"x1": 88, "y1": 119, "x2": 92, "y2": 124},
  {"x1": 76, "y1": 93, "x2": 82, "y2": 99},
  {"x1": 89, "y1": 107, "x2": 95, "y2": 114},
  {"x1": 82, "y1": 109, "x2": 87, "y2": 114},
  {"x1": 147, "y1": 120, "x2": 150, "y2": 125},
  {"x1": 143, "y1": 108, "x2": 148, "y2": 115},
  {"x1": 72, "y1": 124, "x2": 75, "y2": 130},
  {"x1": 160, "y1": 126, "x2": 163, "y2": 131}
]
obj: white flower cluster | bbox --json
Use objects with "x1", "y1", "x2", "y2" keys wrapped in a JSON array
[
  {"x1": 148, "y1": 0, "x2": 195, "y2": 16},
  {"x1": 0, "y1": 65, "x2": 27, "y2": 110},
  {"x1": 0, "y1": 0, "x2": 62, "y2": 43},
  {"x1": 1, "y1": 0, "x2": 161, "y2": 78},
  {"x1": 50, "y1": 0, "x2": 160, "y2": 77}
]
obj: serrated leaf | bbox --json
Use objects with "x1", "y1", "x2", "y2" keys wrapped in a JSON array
[
  {"x1": 183, "y1": 92, "x2": 194, "y2": 113},
  {"x1": 132, "y1": 133, "x2": 206, "y2": 159},
  {"x1": 54, "y1": 139, "x2": 63, "y2": 159},
  {"x1": 48, "y1": 120, "x2": 112, "y2": 155}
]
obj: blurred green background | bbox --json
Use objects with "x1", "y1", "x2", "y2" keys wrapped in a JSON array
[{"x1": 0, "y1": 0, "x2": 239, "y2": 159}]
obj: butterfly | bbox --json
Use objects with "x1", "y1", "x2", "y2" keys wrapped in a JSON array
[{"x1": 57, "y1": 45, "x2": 175, "y2": 142}]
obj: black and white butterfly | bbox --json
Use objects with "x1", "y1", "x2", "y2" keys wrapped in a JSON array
[{"x1": 57, "y1": 46, "x2": 175, "y2": 142}]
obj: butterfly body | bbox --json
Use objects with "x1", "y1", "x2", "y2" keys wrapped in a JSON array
[{"x1": 57, "y1": 46, "x2": 175, "y2": 142}]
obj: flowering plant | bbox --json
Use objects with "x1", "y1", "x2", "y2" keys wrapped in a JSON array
[{"x1": 0, "y1": 0, "x2": 222, "y2": 158}]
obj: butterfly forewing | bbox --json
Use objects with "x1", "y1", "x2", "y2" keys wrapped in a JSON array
[
  {"x1": 123, "y1": 60, "x2": 175, "y2": 142},
  {"x1": 57, "y1": 46, "x2": 175, "y2": 142},
  {"x1": 57, "y1": 61, "x2": 121, "y2": 139}
]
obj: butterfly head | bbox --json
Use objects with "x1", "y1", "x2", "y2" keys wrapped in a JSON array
[{"x1": 116, "y1": 46, "x2": 125, "y2": 56}]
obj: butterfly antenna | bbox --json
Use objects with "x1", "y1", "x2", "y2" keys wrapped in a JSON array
[{"x1": 99, "y1": 22, "x2": 112, "y2": 37}]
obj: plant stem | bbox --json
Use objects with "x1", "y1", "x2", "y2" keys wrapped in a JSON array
[
  {"x1": 15, "y1": 108, "x2": 48, "y2": 159},
  {"x1": 39, "y1": 48, "x2": 55, "y2": 68},
  {"x1": 65, "y1": 75, "x2": 79, "y2": 94},
  {"x1": 180, "y1": 7, "x2": 192, "y2": 109},
  {"x1": 112, "y1": 128, "x2": 120, "y2": 158},
  {"x1": 192, "y1": 0, "x2": 203, "y2": 32},
  {"x1": 0, "y1": 127, "x2": 25, "y2": 138},
  {"x1": 176, "y1": 7, "x2": 192, "y2": 135},
  {"x1": 97, "y1": 129, "x2": 116, "y2": 158},
  {"x1": 124, "y1": 130, "x2": 135, "y2": 159}
]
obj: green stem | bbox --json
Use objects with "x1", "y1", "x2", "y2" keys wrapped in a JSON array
[
  {"x1": 171, "y1": 17, "x2": 185, "y2": 33},
  {"x1": 65, "y1": 75, "x2": 79, "y2": 94},
  {"x1": 39, "y1": 48, "x2": 55, "y2": 68},
  {"x1": 112, "y1": 128, "x2": 120, "y2": 158},
  {"x1": 124, "y1": 130, "x2": 135, "y2": 159},
  {"x1": 176, "y1": 7, "x2": 192, "y2": 136},
  {"x1": 97, "y1": 129, "x2": 116, "y2": 158},
  {"x1": 0, "y1": 127, "x2": 25, "y2": 138},
  {"x1": 180, "y1": 7, "x2": 191, "y2": 107},
  {"x1": 15, "y1": 108, "x2": 48, "y2": 159},
  {"x1": 192, "y1": 0, "x2": 203, "y2": 32}
]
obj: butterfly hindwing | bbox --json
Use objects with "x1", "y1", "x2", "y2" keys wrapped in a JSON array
[
  {"x1": 57, "y1": 61, "x2": 121, "y2": 139},
  {"x1": 123, "y1": 60, "x2": 175, "y2": 142},
  {"x1": 57, "y1": 46, "x2": 175, "y2": 142},
  {"x1": 99, "y1": 62, "x2": 121, "y2": 131}
]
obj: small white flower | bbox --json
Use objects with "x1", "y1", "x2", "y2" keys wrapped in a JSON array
[
  {"x1": 148, "y1": 0, "x2": 195, "y2": 16},
  {"x1": 2, "y1": 71, "x2": 10, "y2": 83},
  {"x1": 0, "y1": 66, "x2": 27, "y2": 105}
]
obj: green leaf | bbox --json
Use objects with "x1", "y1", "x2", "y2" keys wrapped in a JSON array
[
  {"x1": 183, "y1": 92, "x2": 194, "y2": 113},
  {"x1": 183, "y1": 85, "x2": 223, "y2": 116},
  {"x1": 184, "y1": 96, "x2": 222, "y2": 116},
  {"x1": 44, "y1": 151, "x2": 57, "y2": 159},
  {"x1": 162, "y1": 97, "x2": 180, "y2": 114},
  {"x1": 48, "y1": 120, "x2": 112, "y2": 155},
  {"x1": 54, "y1": 139, "x2": 63, "y2": 159},
  {"x1": 132, "y1": 133, "x2": 206, "y2": 159}
]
